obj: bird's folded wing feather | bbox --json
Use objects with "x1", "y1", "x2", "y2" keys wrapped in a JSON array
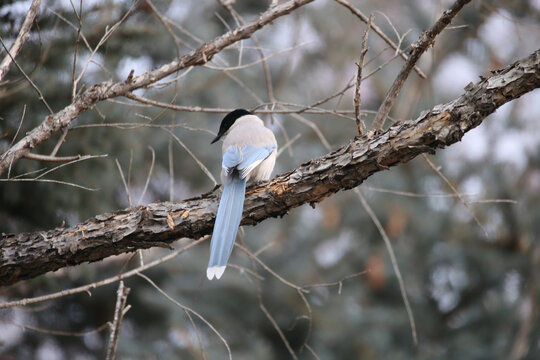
[
  {"x1": 222, "y1": 146, "x2": 243, "y2": 177},
  {"x1": 237, "y1": 144, "x2": 276, "y2": 179}
]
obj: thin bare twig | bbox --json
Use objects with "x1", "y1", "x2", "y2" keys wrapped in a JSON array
[
  {"x1": 70, "y1": 0, "x2": 83, "y2": 101},
  {"x1": 204, "y1": 41, "x2": 312, "y2": 71},
  {"x1": 138, "y1": 273, "x2": 232, "y2": 360},
  {"x1": 145, "y1": 0, "x2": 182, "y2": 57},
  {"x1": 46, "y1": 6, "x2": 92, "y2": 53},
  {"x1": 115, "y1": 158, "x2": 133, "y2": 207},
  {"x1": 304, "y1": 344, "x2": 322, "y2": 360},
  {"x1": 9, "y1": 105, "x2": 26, "y2": 148},
  {"x1": 50, "y1": 129, "x2": 69, "y2": 157},
  {"x1": 302, "y1": 270, "x2": 368, "y2": 294},
  {"x1": 168, "y1": 134, "x2": 175, "y2": 202},
  {"x1": 375, "y1": 10, "x2": 402, "y2": 49},
  {"x1": 371, "y1": 0, "x2": 471, "y2": 130},
  {"x1": 259, "y1": 294, "x2": 298, "y2": 359},
  {"x1": 137, "y1": 146, "x2": 156, "y2": 205},
  {"x1": 236, "y1": 243, "x2": 308, "y2": 293},
  {"x1": 134, "y1": 145, "x2": 156, "y2": 266},
  {"x1": 238, "y1": 222, "x2": 314, "y2": 357},
  {"x1": 354, "y1": 188, "x2": 418, "y2": 345},
  {"x1": 105, "y1": 281, "x2": 130, "y2": 360},
  {"x1": 467, "y1": 199, "x2": 517, "y2": 204},
  {"x1": 334, "y1": 0, "x2": 426, "y2": 79},
  {"x1": 0, "y1": 36, "x2": 53, "y2": 114},
  {"x1": 290, "y1": 112, "x2": 332, "y2": 150},
  {"x1": 0, "y1": 0, "x2": 42, "y2": 81},
  {"x1": 24, "y1": 153, "x2": 106, "y2": 162},
  {"x1": 146, "y1": 66, "x2": 194, "y2": 89},
  {"x1": 227, "y1": 263, "x2": 265, "y2": 280},
  {"x1": 296, "y1": 289, "x2": 313, "y2": 353},
  {"x1": 33, "y1": 154, "x2": 107, "y2": 179},
  {"x1": 263, "y1": 48, "x2": 401, "y2": 120},
  {"x1": 0, "y1": 177, "x2": 98, "y2": 191},
  {"x1": 74, "y1": 1, "x2": 137, "y2": 87},
  {"x1": 209, "y1": 0, "x2": 282, "y2": 132},
  {"x1": 364, "y1": 185, "x2": 517, "y2": 204},
  {"x1": 277, "y1": 133, "x2": 301, "y2": 157},
  {"x1": 50, "y1": 0, "x2": 83, "y2": 158},
  {"x1": 124, "y1": 93, "x2": 356, "y2": 116},
  {"x1": 422, "y1": 154, "x2": 489, "y2": 239},
  {"x1": 1, "y1": 153, "x2": 107, "y2": 190},
  {"x1": 8, "y1": 167, "x2": 47, "y2": 179},
  {"x1": 364, "y1": 185, "x2": 475, "y2": 198},
  {"x1": 1, "y1": 320, "x2": 110, "y2": 337},
  {"x1": 160, "y1": 127, "x2": 217, "y2": 185},
  {"x1": 127, "y1": 149, "x2": 134, "y2": 202},
  {"x1": 354, "y1": 14, "x2": 372, "y2": 136},
  {"x1": 508, "y1": 245, "x2": 539, "y2": 360},
  {"x1": 73, "y1": 121, "x2": 213, "y2": 134}
]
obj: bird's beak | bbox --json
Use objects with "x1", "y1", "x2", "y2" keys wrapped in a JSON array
[{"x1": 210, "y1": 134, "x2": 221, "y2": 144}]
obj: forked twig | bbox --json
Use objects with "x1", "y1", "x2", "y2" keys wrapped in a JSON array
[
  {"x1": 105, "y1": 281, "x2": 130, "y2": 360},
  {"x1": 354, "y1": 188, "x2": 418, "y2": 345},
  {"x1": 0, "y1": 154, "x2": 107, "y2": 190},
  {"x1": 235, "y1": 243, "x2": 308, "y2": 293},
  {"x1": 73, "y1": 1, "x2": 137, "y2": 88},
  {"x1": 0, "y1": 36, "x2": 53, "y2": 114},
  {"x1": 138, "y1": 273, "x2": 232, "y2": 360},
  {"x1": 334, "y1": 0, "x2": 426, "y2": 78},
  {"x1": 24, "y1": 153, "x2": 105, "y2": 162},
  {"x1": 204, "y1": 41, "x2": 312, "y2": 71},
  {"x1": 371, "y1": 0, "x2": 472, "y2": 130},
  {"x1": 354, "y1": 14, "x2": 373, "y2": 136},
  {"x1": 422, "y1": 154, "x2": 489, "y2": 239},
  {"x1": 258, "y1": 291, "x2": 298, "y2": 360},
  {"x1": 160, "y1": 127, "x2": 217, "y2": 185},
  {"x1": 302, "y1": 270, "x2": 368, "y2": 294}
]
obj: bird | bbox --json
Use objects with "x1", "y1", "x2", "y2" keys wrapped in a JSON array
[{"x1": 207, "y1": 109, "x2": 277, "y2": 280}]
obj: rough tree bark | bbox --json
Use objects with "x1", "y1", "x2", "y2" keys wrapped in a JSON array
[{"x1": 1, "y1": 49, "x2": 538, "y2": 287}]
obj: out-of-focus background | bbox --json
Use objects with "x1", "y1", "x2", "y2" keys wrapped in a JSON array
[{"x1": 1, "y1": 0, "x2": 540, "y2": 359}]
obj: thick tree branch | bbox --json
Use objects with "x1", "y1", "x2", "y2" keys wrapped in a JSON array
[
  {"x1": 1, "y1": 49, "x2": 539, "y2": 287},
  {"x1": 0, "y1": 0, "x2": 314, "y2": 176}
]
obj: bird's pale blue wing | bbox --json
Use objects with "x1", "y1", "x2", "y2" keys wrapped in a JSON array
[
  {"x1": 222, "y1": 146, "x2": 243, "y2": 177},
  {"x1": 237, "y1": 144, "x2": 276, "y2": 179}
]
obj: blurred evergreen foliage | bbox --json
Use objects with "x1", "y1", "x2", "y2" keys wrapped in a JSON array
[{"x1": 1, "y1": 0, "x2": 539, "y2": 359}]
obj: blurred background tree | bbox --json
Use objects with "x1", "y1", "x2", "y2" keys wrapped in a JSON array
[{"x1": 1, "y1": 0, "x2": 539, "y2": 359}]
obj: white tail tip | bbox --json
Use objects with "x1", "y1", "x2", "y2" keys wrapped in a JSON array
[{"x1": 207, "y1": 266, "x2": 226, "y2": 280}]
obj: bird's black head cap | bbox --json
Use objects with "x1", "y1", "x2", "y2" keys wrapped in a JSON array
[{"x1": 211, "y1": 109, "x2": 251, "y2": 144}]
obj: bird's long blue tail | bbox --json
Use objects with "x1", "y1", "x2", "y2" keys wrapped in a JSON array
[{"x1": 206, "y1": 175, "x2": 247, "y2": 280}]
